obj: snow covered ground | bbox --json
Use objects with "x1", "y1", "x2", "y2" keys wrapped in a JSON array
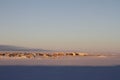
[{"x1": 0, "y1": 55, "x2": 120, "y2": 66}]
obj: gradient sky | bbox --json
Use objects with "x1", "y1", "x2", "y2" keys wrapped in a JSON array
[{"x1": 0, "y1": 0, "x2": 120, "y2": 52}]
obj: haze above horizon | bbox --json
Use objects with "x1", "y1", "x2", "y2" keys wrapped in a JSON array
[{"x1": 0, "y1": 0, "x2": 120, "y2": 52}]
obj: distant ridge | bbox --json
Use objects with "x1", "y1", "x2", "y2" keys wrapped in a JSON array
[{"x1": 0, "y1": 45, "x2": 48, "y2": 52}]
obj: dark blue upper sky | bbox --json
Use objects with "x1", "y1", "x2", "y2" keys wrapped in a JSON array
[{"x1": 0, "y1": 0, "x2": 120, "y2": 52}]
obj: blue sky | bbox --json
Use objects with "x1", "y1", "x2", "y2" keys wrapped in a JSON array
[{"x1": 0, "y1": 0, "x2": 120, "y2": 52}]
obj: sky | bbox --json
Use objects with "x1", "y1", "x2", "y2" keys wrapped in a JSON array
[{"x1": 0, "y1": 0, "x2": 120, "y2": 52}]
